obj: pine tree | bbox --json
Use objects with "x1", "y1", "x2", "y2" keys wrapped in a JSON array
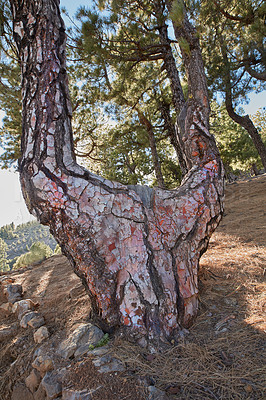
[
  {"x1": 8, "y1": 0, "x2": 224, "y2": 343},
  {"x1": 188, "y1": 0, "x2": 266, "y2": 169},
  {"x1": 0, "y1": 238, "x2": 9, "y2": 272}
]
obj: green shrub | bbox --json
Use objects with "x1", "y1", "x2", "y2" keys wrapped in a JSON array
[{"x1": 13, "y1": 241, "x2": 53, "y2": 269}]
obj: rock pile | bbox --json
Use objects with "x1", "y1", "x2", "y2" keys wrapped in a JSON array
[{"x1": 1, "y1": 274, "x2": 168, "y2": 400}]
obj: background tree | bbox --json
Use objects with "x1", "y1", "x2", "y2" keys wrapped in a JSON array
[
  {"x1": 210, "y1": 103, "x2": 266, "y2": 176},
  {"x1": 189, "y1": 0, "x2": 266, "y2": 169},
  {"x1": 67, "y1": 4, "x2": 184, "y2": 187},
  {"x1": 13, "y1": 241, "x2": 53, "y2": 270},
  {"x1": 0, "y1": 0, "x2": 21, "y2": 167},
  {"x1": 0, "y1": 0, "x2": 264, "y2": 180},
  {"x1": 0, "y1": 237, "x2": 9, "y2": 272}
]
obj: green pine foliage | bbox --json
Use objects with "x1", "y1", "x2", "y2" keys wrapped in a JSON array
[
  {"x1": 13, "y1": 241, "x2": 53, "y2": 270},
  {"x1": 211, "y1": 103, "x2": 266, "y2": 174},
  {"x1": 54, "y1": 244, "x2": 62, "y2": 255},
  {"x1": 189, "y1": 0, "x2": 265, "y2": 106},
  {"x1": 0, "y1": 237, "x2": 9, "y2": 272},
  {"x1": 0, "y1": 1, "x2": 21, "y2": 168},
  {"x1": 0, "y1": 0, "x2": 264, "y2": 185},
  {"x1": 169, "y1": 0, "x2": 185, "y2": 27}
]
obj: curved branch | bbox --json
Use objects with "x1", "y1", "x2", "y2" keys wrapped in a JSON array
[
  {"x1": 244, "y1": 64, "x2": 266, "y2": 81},
  {"x1": 213, "y1": 0, "x2": 255, "y2": 24}
]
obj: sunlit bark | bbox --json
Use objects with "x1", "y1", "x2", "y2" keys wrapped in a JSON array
[{"x1": 10, "y1": 0, "x2": 224, "y2": 345}]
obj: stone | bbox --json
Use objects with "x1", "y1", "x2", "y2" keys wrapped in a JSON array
[
  {"x1": 0, "y1": 302, "x2": 13, "y2": 313},
  {"x1": 41, "y1": 371, "x2": 62, "y2": 399},
  {"x1": 28, "y1": 315, "x2": 45, "y2": 329},
  {"x1": 148, "y1": 386, "x2": 169, "y2": 400},
  {"x1": 12, "y1": 299, "x2": 36, "y2": 319},
  {"x1": 0, "y1": 324, "x2": 18, "y2": 342},
  {"x1": 34, "y1": 326, "x2": 49, "y2": 344},
  {"x1": 20, "y1": 311, "x2": 43, "y2": 328},
  {"x1": 73, "y1": 344, "x2": 92, "y2": 358},
  {"x1": 92, "y1": 354, "x2": 125, "y2": 373},
  {"x1": 6, "y1": 284, "x2": 23, "y2": 303},
  {"x1": 74, "y1": 344, "x2": 109, "y2": 359},
  {"x1": 25, "y1": 369, "x2": 41, "y2": 393},
  {"x1": 34, "y1": 383, "x2": 46, "y2": 400},
  {"x1": 11, "y1": 383, "x2": 34, "y2": 400},
  {"x1": 62, "y1": 388, "x2": 100, "y2": 400},
  {"x1": 89, "y1": 347, "x2": 110, "y2": 357},
  {"x1": 58, "y1": 323, "x2": 104, "y2": 359},
  {"x1": 32, "y1": 355, "x2": 54, "y2": 374}
]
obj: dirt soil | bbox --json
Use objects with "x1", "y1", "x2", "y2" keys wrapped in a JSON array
[{"x1": 0, "y1": 174, "x2": 265, "y2": 400}]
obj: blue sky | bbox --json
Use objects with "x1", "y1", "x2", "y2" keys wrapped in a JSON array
[
  {"x1": 0, "y1": 0, "x2": 265, "y2": 226},
  {"x1": 61, "y1": 0, "x2": 90, "y2": 17}
]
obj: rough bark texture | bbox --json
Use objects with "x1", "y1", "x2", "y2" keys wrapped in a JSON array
[
  {"x1": 10, "y1": 0, "x2": 224, "y2": 344},
  {"x1": 137, "y1": 109, "x2": 166, "y2": 189},
  {"x1": 159, "y1": 99, "x2": 188, "y2": 178},
  {"x1": 158, "y1": 23, "x2": 188, "y2": 176}
]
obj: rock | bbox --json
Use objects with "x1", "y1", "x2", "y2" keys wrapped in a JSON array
[
  {"x1": 73, "y1": 343, "x2": 92, "y2": 358},
  {"x1": 11, "y1": 383, "x2": 34, "y2": 400},
  {"x1": 6, "y1": 284, "x2": 23, "y2": 303},
  {"x1": 62, "y1": 388, "x2": 100, "y2": 399},
  {"x1": 32, "y1": 355, "x2": 54, "y2": 374},
  {"x1": 0, "y1": 324, "x2": 18, "y2": 342},
  {"x1": 0, "y1": 302, "x2": 13, "y2": 313},
  {"x1": 148, "y1": 386, "x2": 168, "y2": 400},
  {"x1": 34, "y1": 326, "x2": 49, "y2": 344},
  {"x1": 58, "y1": 323, "x2": 104, "y2": 359},
  {"x1": 25, "y1": 369, "x2": 41, "y2": 393},
  {"x1": 41, "y1": 371, "x2": 62, "y2": 399},
  {"x1": 89, "y1": 347, "x2": 110, "y2": 357},
  {"x1": 92, "y1": 354, "x2": 125, "y2": 373},
  {"x1": 28, "y1": 315, "x2": 45, "y2": 329},
  {"x1": 74, "y1": 345, "x2": 109, "y2": 359},
  {"x1": 34, "y1": 383, "x2": 46, "y2": 400},
  {"x1": 20, "y1": 311, "x2": 43, "y2": 328},
  {"x1": 12, "y1": 299, "x2": 36, "y2": 319}
]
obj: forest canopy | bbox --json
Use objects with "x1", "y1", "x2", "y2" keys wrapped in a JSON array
[{"x1": 0, "y1": 0, "x2": 265, "y2": 183}]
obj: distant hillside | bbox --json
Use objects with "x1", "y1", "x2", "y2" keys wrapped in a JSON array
[{"x1": 0, "y1": 221, "x2": 57, "y2": 269}]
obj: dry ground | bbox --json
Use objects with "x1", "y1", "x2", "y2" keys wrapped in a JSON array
[{"x1": 0, "y1": 174, "x2": 265, "y2": 399}]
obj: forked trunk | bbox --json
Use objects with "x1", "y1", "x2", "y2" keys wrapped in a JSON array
[{"x1": 10, "y1": 0, "x2": 224, "y2": 345}]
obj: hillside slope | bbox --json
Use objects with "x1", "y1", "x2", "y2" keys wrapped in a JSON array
[{"x1": 0, "y1": 174, "x2": 265, "y2": 399}]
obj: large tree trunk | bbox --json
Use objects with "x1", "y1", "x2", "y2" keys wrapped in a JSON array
[{"x1": 10, "y1": 0, "x2": 224, "y2": 345}]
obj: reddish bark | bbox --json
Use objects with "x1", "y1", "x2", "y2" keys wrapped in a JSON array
[{"x1": 10, "y1": 0, "x2": 224, "y2": 345}]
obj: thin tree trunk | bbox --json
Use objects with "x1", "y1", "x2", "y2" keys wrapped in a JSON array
[
  {"x1": 159, "y1": 99, "x2": 188, "y2": 177},
  {"x1": 220, "y1": 38, "x2": 266, "y2": 170},
  {"x1": 158, "y1": 22, "x2": 188, "y2": 176},
  {"x1": 225, "y1": 97, "x2": 266, "y2": 170},
  {"x1": 10, "y1": 0, "x2": 224, "y2": 345},
  {"x1": 137, "y1": 109, "x2": 166, "y2": 189}
]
